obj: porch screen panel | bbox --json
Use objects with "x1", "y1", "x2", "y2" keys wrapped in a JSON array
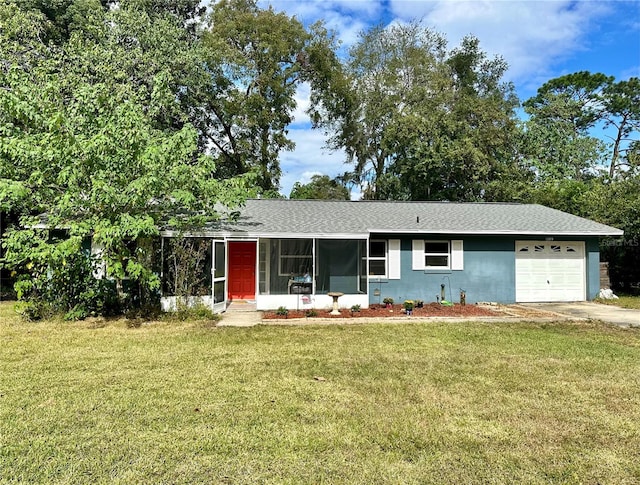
[
  {"x1": 161, "y1": 237, "x2": 212, "y2": 296},
  {"x1": 358, "y1": 240, "x2": 367, "y2": 293},
  {"x1": 316, "y1": 240, "x2": 362, "y2": 294},
  {"x1": 266, "y1": 239, "x2": 313, "y2": 295},
  {"x1": 213, "y1": 281, "x2": 225, "y2": 304}
]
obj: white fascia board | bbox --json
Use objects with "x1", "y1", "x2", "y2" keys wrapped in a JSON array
[
  {"x1": 368, "y1": 229, "x2": 624, "y2": 237},
  {"x1": 160, "y1": 230, "x2": 370, "y2": 239},
  {"x1": 248, "y1": 232, "x2": 369, "y2": 239}
]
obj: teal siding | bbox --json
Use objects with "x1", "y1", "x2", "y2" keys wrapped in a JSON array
[
  {"x1": 369, "y1": 235, "x2": 601, "y2": 305},
  {"x1": 586, "y1": 237, "x2": 600, "y2": 300}
]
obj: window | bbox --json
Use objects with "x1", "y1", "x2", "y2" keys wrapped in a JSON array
[
  {"x1": 425, "y1": 241, "x2": 450, "y2": 269},
  {"x1": 369, "y1": 240, "x2": 387, "y2": 277},
  {"x1": 413, "y1": 239, "x2": 463, "y2": 271},
  {"x1": 278, "y1": 239, "x2": 313, "y2": 276}
]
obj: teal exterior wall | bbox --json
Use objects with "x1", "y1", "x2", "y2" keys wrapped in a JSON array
[
  {"x1": 586, "y1": 237, "x2": 600, "y2": 300},
  {"x1": 368, "y1": 235, "x2": 601, "y2": 305}
]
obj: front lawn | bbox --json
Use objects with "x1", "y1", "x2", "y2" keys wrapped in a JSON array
[{"x1": 1, "y1": 301, "x2": 639, "y2": 483}]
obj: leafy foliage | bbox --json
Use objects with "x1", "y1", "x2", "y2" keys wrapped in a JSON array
[
  {"x1": 5, "y1": 230, "x2": 119, "y2": 320},
  {"x1": 197, "y1": 0, "x2": 343, "y2": 195},
  {"x1": 323, "y1": 23, "x2": 519, "y2": 201},
  {"x1": 0, "y1": 1, "x2": 250, "y2": 314},
  {"x1": 289, "y1": 175, "x2": 349, "y2": 200}
]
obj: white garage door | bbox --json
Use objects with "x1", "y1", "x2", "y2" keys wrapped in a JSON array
[{"x1": 515, "y1": 241, "x2": 586, "y2": 302}]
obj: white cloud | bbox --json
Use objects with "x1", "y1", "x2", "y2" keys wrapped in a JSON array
[
  {"x1": 261, "y1": 0, "x2": 375, "y2": 50},
  {"x1": 389, "y1": 0, "x2": 612, "y2": 86}
]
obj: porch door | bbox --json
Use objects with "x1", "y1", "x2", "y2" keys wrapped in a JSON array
[
  {"x1": 227, "y1": 241, "x2": 257, "y2": 300},
  {"x1": 212, "y1": 240, "x2": 226, "y2": 312}
]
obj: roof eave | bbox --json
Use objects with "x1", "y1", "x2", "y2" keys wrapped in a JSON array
[
  {"x1": 368, "y1": 229, "x2": 625, "y2": 237},
  {"x1": 159, "y1": 230, "x2": 370, "y2": 239}
]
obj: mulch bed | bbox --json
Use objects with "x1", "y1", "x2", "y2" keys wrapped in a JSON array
[{"x1": 262, "y1": 303, "x2": 499, "y2": 320}]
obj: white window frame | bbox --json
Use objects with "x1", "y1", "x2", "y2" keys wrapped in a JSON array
[
  {"x1": 368, "y1": 239, "x2": 388, "y2": 278},
  {"x1": 424, "y1": 240, "x2": 450, "y2": 269},
  {"x1": 413, "y1": 239, "x2": 463, "y2": 271}
]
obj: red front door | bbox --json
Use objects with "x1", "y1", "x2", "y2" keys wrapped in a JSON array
[{"x1": 227, "y1": 241, "x2": 256, "y2": 300}]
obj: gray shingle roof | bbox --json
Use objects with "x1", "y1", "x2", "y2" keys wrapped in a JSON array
[{"x1": 175, "y1": 199, "x2": 623, "y2": 238}]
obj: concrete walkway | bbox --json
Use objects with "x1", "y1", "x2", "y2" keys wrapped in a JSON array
[
  {"x1": 521, "y1": 302, "x2": 640, "y2": 328},
  {"x1": 217, "y1": 301, "x2": 263, "y2": 327}
]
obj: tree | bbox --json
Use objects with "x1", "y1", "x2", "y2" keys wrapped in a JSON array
[
  {"x1": 523, "y1": 72, "x2": 640, "y2": 179},
  {"x1": 584, "y1": 177, "x2": 640, "y2": 291},
  {"x1": 195, "y1": 0, "x2": 343, "y2": 196},
  {"x1": 322, "y1": 23, "x2": 519, "y2": 201},
  {"x1": 0, "y1": 1, "x2": 251, "y2": 314},
  {"x1": 289, "y1": 175, "x2": 349, "y2": 200},
  {"x1": 391, "y1": 35, "x2": 520, "y2": 201},
  {"x1": 602, "y1": 77, "x2": 640, "y2": 177},
  {"x1": 14, "y1": 0, "x2": 112, "y2": 44}
]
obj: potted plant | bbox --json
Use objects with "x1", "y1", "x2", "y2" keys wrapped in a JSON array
[
  {"x1": 383, "y1": 297, "x2": 394, "y2": 309},
  {"x1": 403, "y1": 300, "x2": 414, "y2": 315}
]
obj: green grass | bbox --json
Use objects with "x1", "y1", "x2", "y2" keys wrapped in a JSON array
[
  {"x1": 1, "y1": 302, "x2": 640, "y2": 484},
  {"x1": 595, "y1": 294, "x2": 640, "y2": 310}
]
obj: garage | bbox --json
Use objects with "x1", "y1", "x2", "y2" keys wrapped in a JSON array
[{"x1": 515, "y1": 241, "x2": 586, "y2": 302}]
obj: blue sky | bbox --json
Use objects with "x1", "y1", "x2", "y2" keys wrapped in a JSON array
[{"x1": 258, "y1": 0, "x2": 640, "y2": 197}]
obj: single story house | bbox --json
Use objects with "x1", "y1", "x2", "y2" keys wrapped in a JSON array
[{"x1": 159, "y1": 199, "x2": 623, "y2": 312}]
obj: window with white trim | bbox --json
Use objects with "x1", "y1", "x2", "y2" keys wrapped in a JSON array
[
  {"x1": 412, "y1": 239, "x2": 463, "y2": 270},
  {"x1": 369, "y1": 240, "x2": 387, "y2": 277},
  {"x1": 425, "y1": 241, "x2": 450, "y2": 269}
]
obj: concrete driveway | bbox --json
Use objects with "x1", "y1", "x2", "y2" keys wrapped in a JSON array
[{"x1": 521, "y1": 302, "x2": 640, "y2": 328}]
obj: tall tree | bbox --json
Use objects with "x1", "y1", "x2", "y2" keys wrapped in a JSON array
[
  {"x1": 196, "y1": 0, "x2": 343, "y2": 196},
  {"x1": 524, "y1": 72, "x2": 640, "y2": 179},
  {"x1": 323, "y1": 23, "x2": 519, "y2": 201},
  {"x1": 391, "y1": 35, "x2": 520, "y2": 201},
  {"x1": 602, "y1": 77, "x2": 640, "y2": 177}
]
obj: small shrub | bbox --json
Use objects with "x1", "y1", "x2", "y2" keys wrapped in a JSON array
[
  {"x1": 276, "y1": 306, "x2": 289, "y2": 317},
  {"x1": 305, "y1": 309, "x2": 318, "y2": 317},
  {"x1": 383, "y1": 297, "x2": 394, "y2": 305},
  {"x1": 350, "y1": 304, "x2": 361, "y2": 313}
]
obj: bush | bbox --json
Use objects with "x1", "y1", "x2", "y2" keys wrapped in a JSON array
[
  {"x1": 276, "y1": 306, "x2": 289, "y2": 317},
  {"x1": 350, "y1": 304, "x2": 361, "y2": 313},
  {"x1": 15, "y1": 300, "x2": 53, "y2": 322},
  {"x1": 163, "y1": 302, "x2": 219, "y2": 323},
  {"x1": 305, "y1": 309, "x2": 318, "y2": 317},
  {"x1": 11, "y1": 247, "x2": 121, "y2": 321}
]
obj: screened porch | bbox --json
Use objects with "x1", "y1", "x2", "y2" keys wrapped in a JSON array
[{"x1": 256, "y1": 237, "x2": 369, "y2": 310}]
